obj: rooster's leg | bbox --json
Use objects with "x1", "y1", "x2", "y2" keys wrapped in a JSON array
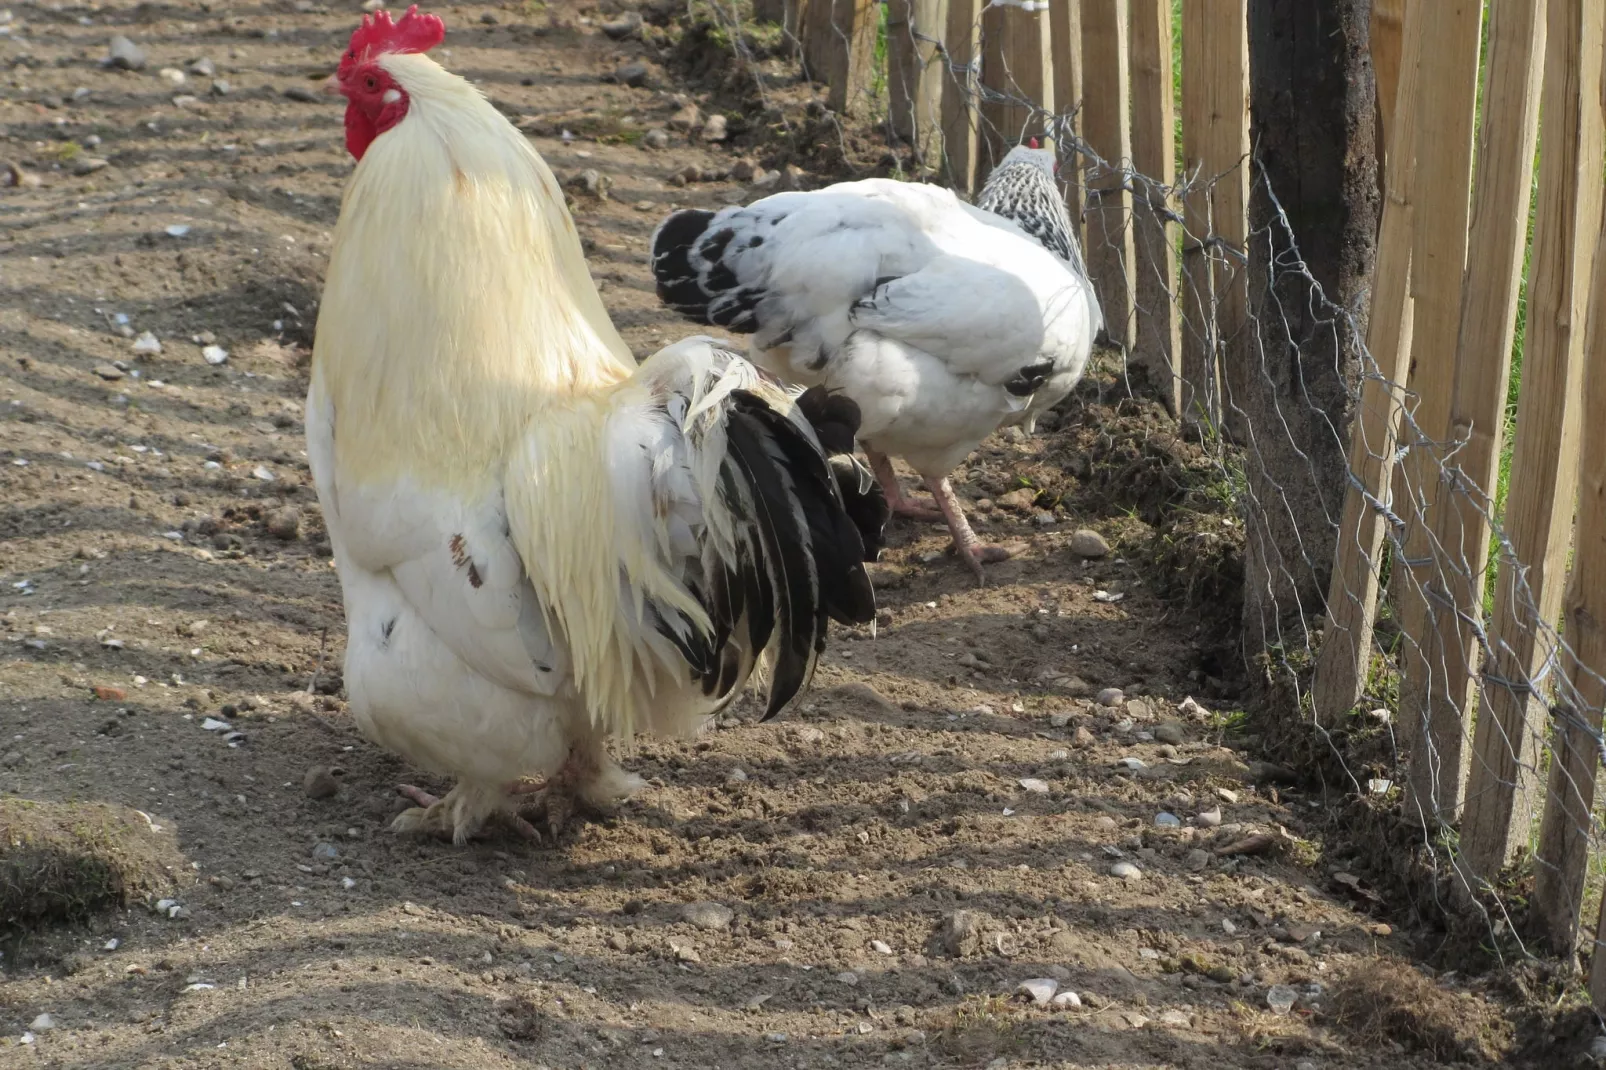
[
  {"x1": 516, "y1": 743, "x2": 645, "y2": 843},
  {"x1": 926, "y1": 473, "x2": 1014, "y2": 583},
  {"x1": 866, "y1": 449, "x2": 943, "y2": 521}
]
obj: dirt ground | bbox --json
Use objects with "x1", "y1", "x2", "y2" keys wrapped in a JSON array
[{"x1": 0, "y1": 1, "x2": 1531, "y2": 1067}]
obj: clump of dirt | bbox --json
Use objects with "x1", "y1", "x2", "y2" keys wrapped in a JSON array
[
  {"x1": 0, "y1": 798, "x2": 187, "y2": 933},
  {"x1": 1330, "y1": 960, "x2": 1513, "y2": 1064},
  {"x1": 1052, "y1": 353, "x2": 1248, "y2": 630}
]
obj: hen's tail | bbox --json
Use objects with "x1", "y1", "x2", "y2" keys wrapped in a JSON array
[{"x1": 651, "y1": 208, "x2": 764, "y2": 332}]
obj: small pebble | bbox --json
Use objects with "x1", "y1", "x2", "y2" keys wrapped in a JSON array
[
  {"x1": 1017, "y1": 978, "x2": 1057, "y2": 1005},
  {"x1": 642, "y1": 128, "x2": 670, "y2": 150},
  {"x1": 870, "y1": 940, "x2": 892, "y2": 955},
  {"x1": 1051, "y1": 990, "x2": 1081, "y2": 1008},
  {"x1": 266, "y1": 506, "x2": 301, "y2": 541},
  {"x1": 1266, "y1": 984, "x2": 1298, "y2": 1015},
  {"x1": 1069, "y1": 529, "x2": 1109, "y2": 557},
  {"x1": 202, "y1": 345, "x2": 229, "y2": 365},
  {"x1": 1153, "y1": 721, "x2": 1185, "y2": 745},
  {"x1": 1018, "y1": 778, "x2": 1049, "y2": 795},
  {"x1": 1109, "y1": 861, "x2": 1141, "y2": 882},
  {"x1": 93, "y1": 363, "x2": 125, "y2": 381},
  {"x1": 681, "y1": 901, "x2": 733, "y2": 931},
  {"x1": 29, "y1": 1015, "x2": 54, "y2": 1032},
  {"x1": 1096, "y1": 688, "x2": 1124, "y2": 707},
  {"x1": 303, "y1": 766, "x2": 340, "y2": 799},
  {"x1": 701, "y1": 114, "x2": 729, "y2": 142},
  {"x1": 311, "y1": 842, "x2": 339, "y2": 862},
  {"x1": 158, "y1": 67, "x2": 185, "y2": 85},
  {"x1": 1154, "y1": 812, "x2": 1181, "y2": 828},
  {"x1": 106, "y1": 35, "x2": 147, "y2": 71},
  {"x1": 130, "y1": 332, "x2": 162, "y2": 355},
  {"x1": 1195, "y1": 806, "x2": 1222, "y2": 828}
]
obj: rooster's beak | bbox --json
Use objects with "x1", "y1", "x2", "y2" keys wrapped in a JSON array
[{"x1": 322, "y1": 73, "x2": 342, "y2": 97}]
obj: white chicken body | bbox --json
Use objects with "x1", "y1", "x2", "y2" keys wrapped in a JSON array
[
  {"x1": 652, "y1": 170, "x2": 1099, "y2": 577},
  {"x1": 310, "y1": 19, "x2": 882, "y2": 843},
  {"x1": 659, "y1": 180, "x2": 1093, "y2": 471}
]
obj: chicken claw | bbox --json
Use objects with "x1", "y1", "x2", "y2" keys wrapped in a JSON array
[
  {"x1": 928, "y1": 474, "x2": 1014, "y2": 584},
  {"x1": 393, "y1": 781, "x2": 545, "y2": 843}
]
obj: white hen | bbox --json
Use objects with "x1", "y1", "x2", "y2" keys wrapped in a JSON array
[{"x1": 651, "y1": 145, "x2": 1100, "y2": 581}]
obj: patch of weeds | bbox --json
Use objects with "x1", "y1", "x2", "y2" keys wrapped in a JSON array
[
  {"x1": 932, "y1": 996, "x2": 1026, "y2": 1065},
  {"x1": 1330, "y1": 960, "x2": 1513, "y2": 1063}
]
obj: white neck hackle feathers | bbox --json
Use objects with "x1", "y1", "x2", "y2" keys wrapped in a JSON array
[
  {"x1": 314, "y1": 51, "x2": 722, "y2": 738},
  {"x1": 316, "y1": 52, "x2": 634, "y2": 488}
]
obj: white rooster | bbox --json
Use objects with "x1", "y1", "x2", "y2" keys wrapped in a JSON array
[
  {"x1": 308, "y1": 7, "x2": 886, "y2": 844},
  {"x1": 651, "y1": 141, "x2": 1101, "y2": 581}
]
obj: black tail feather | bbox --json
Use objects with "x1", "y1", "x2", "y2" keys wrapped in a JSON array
[{"x1": 651, "y1": 209, "x2": 720, "y2": 325}]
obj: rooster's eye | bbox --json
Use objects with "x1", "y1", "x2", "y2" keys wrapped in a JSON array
[{"x1": 364, "y1": 76, "x2": 378, "y2": 92}]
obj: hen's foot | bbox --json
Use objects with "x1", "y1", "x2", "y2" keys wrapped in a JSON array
[
  {"x1": 866, "y1": 449, "x2": 944, "y2": 522},
  {"x1": 924, "y1": 473, "x2": 1016, "y2": 585}
]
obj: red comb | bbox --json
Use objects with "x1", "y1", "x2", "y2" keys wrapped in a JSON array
[
  {"x1": 346, "y1": 5, "x2": 445, "y2": 62},
  {"x1": 1027, "y1": 137, "x2": 1039, "y2": 149}
]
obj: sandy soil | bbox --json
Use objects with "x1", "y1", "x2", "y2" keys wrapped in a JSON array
[{"x1": 0, "y1": 1, "x2": 1520, "y2": 1067}]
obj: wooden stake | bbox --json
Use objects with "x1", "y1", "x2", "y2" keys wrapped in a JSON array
[
  {"x1": 1130, "y1": 0, "x2": 1181, "y2": 413},
  {"x1": 1511, "y1": 0, "x2": 1606, "y2": 953},
  {"x1": 801, "y1": 0, "x2": 878, "y2": 118},
  {"x1": 978, "y1": 4, "x2": 1053, "y2": 180},
  {"x1": 1080, "y1": 0, "x2": 1136, "y2": 355},
  {"x1": 887, "y1": 0, "x2": 949, "y2": 172},
  {"x1": 1388, "y1": 0, "x2": 1484, "y2": 824},
  {"x1": 1439, "y1": 0, "x2": 1548, "y2": 887},
  {"x1": 939, "y1": 0, "x2": 981, "y2": 194},
  {"x1": 1049, "y1": 0, "x2": 1086, "y2": 247},
  {"x1": 1178, "y1": 0, "x2": 1249, "y2": 428}
]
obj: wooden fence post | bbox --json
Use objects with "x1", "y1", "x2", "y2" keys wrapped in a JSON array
[
  {"x1": 1440, "y1": 0, "x2": 1549, "y2": 888},
  {"x1": 1388, "y1": 0, "x2": 1484, "y2": 825},
  {"x1": 1578, "y1": 206, "x2": 1606, "y2": 1014},
  {"x1": 979, "y1": 4, "x2": 1054, "y2": 180},
  {"x1": 1081, "y1": 0, "x2": 1136, "y2": 356},
  {"x1": 939, "y1": 0, "x2": 981, "y2": 194},
  {"x1": 1510, "y1": 0, "x2": 1606, "y2": 953},
  {"x1": 801, "y1": 0, "x2": 878, "y2": 118},
  {"x1": 1178, "y1": 0, "x2": 1249, "y2": 429},
  {"x1": 888, "y1": 0, "x2": 950, "y2": 172},
  {"x1": 1311, "y1": 0, "x2": 1426, "y2": 725},
  {"x1": 1050, "y1": 0, "x2": 1086, "y2": 250},
  {"x1": 1129, "y1": 0, "x2": 1181, "y2": 413}
]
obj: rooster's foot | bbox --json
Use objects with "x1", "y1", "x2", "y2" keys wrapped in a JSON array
[{"x1": 392, "y1": 782, "x2": 543, "y2": 843}]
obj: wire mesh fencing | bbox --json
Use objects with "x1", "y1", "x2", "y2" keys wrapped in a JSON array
[{"x1": 680, "y1": 0, "x2": 1606, "y2": 1002}]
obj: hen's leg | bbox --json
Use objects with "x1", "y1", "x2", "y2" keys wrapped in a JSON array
[
  {"x1": 866, "y1": 449, "x2": 943, "y2": 521},
  {"x1": 925, "y1": 473, "x2": 1015, "y2": 583}
]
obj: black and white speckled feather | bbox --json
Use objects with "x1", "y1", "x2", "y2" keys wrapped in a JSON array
[{"x1": 976, "y1": 144, "x2": 1091, "y2": 280}]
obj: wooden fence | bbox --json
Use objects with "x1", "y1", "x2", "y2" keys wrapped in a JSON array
[{"x1": 784, "y1": 0, "x2": 1606, "y2": 1006}]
